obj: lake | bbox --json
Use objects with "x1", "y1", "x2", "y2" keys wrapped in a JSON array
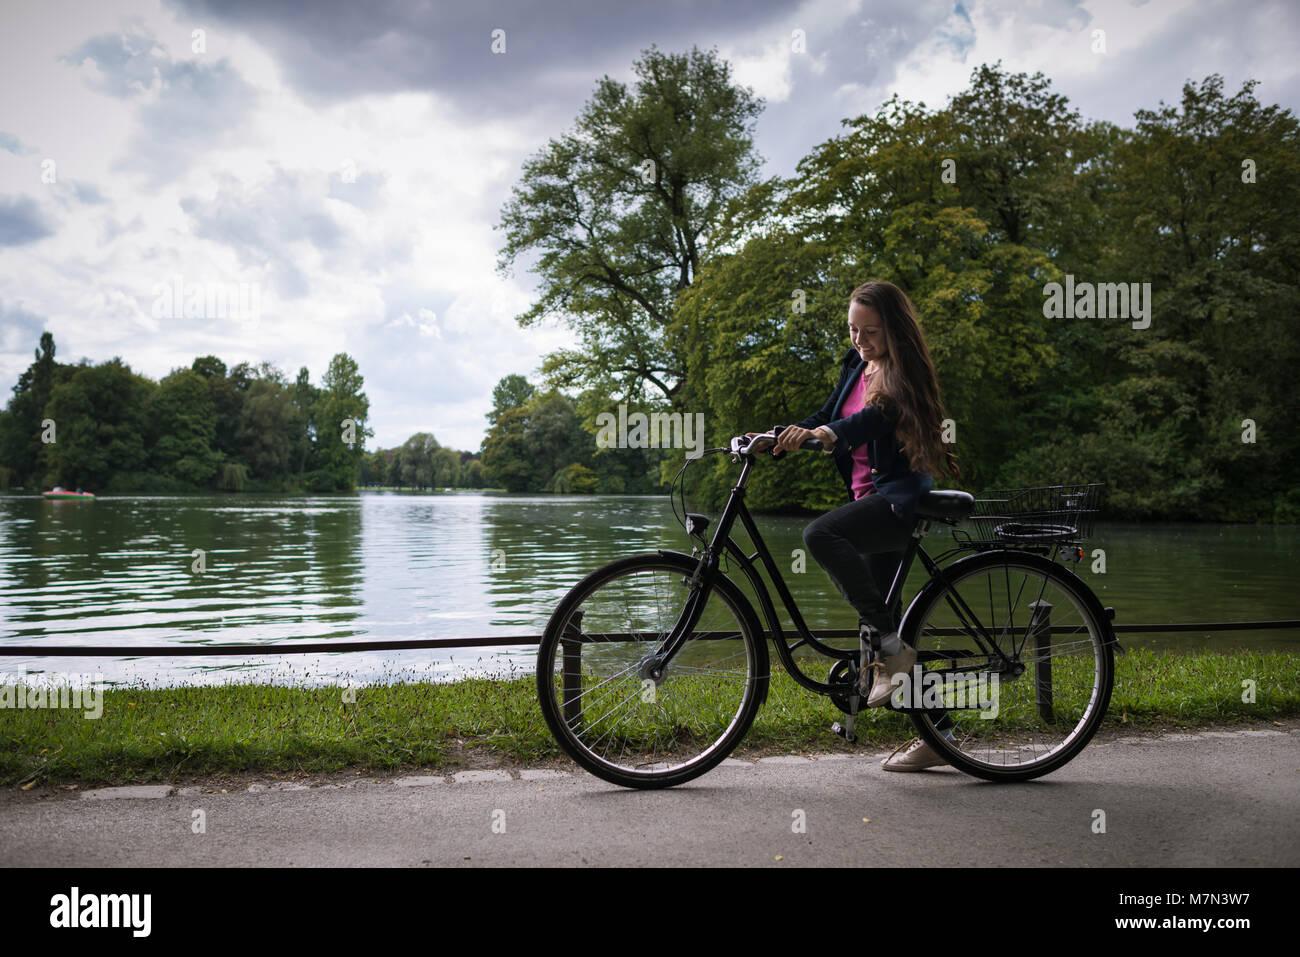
[{"x1": 1, "y1": 492, "x2": 1297, "y2": 687}]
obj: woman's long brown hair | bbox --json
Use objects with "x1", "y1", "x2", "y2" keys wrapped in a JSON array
[{"x1": 851, "y1": 280, "x2": 959, "y2": 481}]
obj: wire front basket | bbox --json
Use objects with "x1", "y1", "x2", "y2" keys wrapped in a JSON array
[{"x1": 955, "y1": 483, "x2": 1104, "y2": 549}]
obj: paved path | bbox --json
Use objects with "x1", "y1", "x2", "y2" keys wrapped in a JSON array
[{"x1": 3, "y1": 723, "x2": 1297, "y2": 867}]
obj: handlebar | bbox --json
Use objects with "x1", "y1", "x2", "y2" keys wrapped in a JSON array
[{"x1": 731, "y1": 427, "x2": 824, "y2": 458}]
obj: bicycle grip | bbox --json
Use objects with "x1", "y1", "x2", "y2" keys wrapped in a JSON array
[
  {"x1": 770, "y1": 425, "x2": 788, "y2": 459},
  {"x1": 770, "y1": 425, "x2": 823, "y2": 457}
]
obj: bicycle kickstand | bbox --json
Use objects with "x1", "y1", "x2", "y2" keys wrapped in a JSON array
[
  {"x1": 832, "y1": 646, "x2": 873, "y2": 744},
  {"x1": 831, "y1": 690, "x2": 861, "y2": 745}
]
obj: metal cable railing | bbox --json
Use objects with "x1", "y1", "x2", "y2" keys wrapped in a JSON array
[{"x1": 1, "y1": 620, "x2": 1297, "y2": 656}]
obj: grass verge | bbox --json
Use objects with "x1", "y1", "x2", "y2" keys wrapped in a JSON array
[{"x1": 1, "y1": 648, "x2": 1296, "y2": 787}]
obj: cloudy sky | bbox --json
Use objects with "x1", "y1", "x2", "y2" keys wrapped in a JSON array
[{"x1": 1, "y1": 0, "x2": 1296, "y2": 452}]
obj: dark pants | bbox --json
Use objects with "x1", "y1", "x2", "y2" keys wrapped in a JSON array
[
  {"x1": 803, "y1": 492, "x2": 954, "y2": 732},
  {"x1": 802, "y1": 492, "x2": 912, "y2": 637}
]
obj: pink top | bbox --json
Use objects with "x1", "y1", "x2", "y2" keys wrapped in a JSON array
[{"x1": 837, "y1": 367, "x2": 875, "y2": 500}]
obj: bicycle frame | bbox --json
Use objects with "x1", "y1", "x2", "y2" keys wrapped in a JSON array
[
  {"x1": 539, "y1": 437, "x2": 1118, "y2": 787},
  {"x1": 646, "y1": 446, "x2": 1018, "y2": 700}
]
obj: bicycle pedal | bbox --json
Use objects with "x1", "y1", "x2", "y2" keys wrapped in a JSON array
[{"x1": 830, "y1": 720, "x2": 857, "y2": 744}]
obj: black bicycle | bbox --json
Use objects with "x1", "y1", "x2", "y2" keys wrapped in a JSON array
[{"x1": 535, "y1": 429, "x2": 1118, "y2": 788}]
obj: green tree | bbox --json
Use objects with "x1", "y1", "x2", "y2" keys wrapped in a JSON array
[
  {"x1": 529, "y1": 391, "x2": 587, "y2": 482},
  {"x1": 359, "y1": 450, "x2": 384, "y2": 487},
  {"x1": 191, "y1": 355, "x2": 226, "y2": 380},
  {"x1": 386, "y1": 447, "x2": 404, "y2": 488},
  {"x1": 432, "y1": 446, "x2": 460, "y2": 488},
  {"x1": 147, "y1": 368, "x2": 220, "y2": 487},
  {"x1": 0, "y1": 332, "x2": 65, "y2": 487},
  {"x1": 1002, "y1": 75, "x2": 1300, "y2": 518},
  {"x1": 44, "y1": 359, "x2": 154, "y2": 490},
  {"x1": 238, "y1": 378, "x2": 295, "y2": 481},
  {"x1": 481, "y1": 388, "x2": 600, "y2": 493},
  {"x1": 400, "y1": 433, "x2": 439, "y2": 489},
  {"x1": 946, "y1": 64, "x2": 1093, "y2": 250},
  {"x1": 460, "y1": 457, "x2": 486, "y2": 489},
  {"x1": 313, "y1": 353, "x2": 371, "y2": 491},
  {"x1": 549, "y1": 462, "x2": 600, "y2": 493},
  {"x1": 496, "y1": 44, "x2": 764, "y2": 405},
  {"x1": 291, "y1": 366, "x2": 320, "y2": 486},
  {"x1": 674, "y1": 78, "x2": 1062, "y2": 503},
  {"x1": 486, "y1": 374, "x2": 535, "y2": 429},
  {"x1": 480, "y1": 405, "x2": 532, "y2": 492},
  {"x1": 191, "y1": 355, "x2": 246, "y2": 463}
]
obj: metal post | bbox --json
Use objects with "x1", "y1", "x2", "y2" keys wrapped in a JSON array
[
  {"x1": 561, "y1": 610, "x2": 585, "y2": 731},
  {"x1": 1029, "y1": 599, "x2": 1053, "y2": 723}
]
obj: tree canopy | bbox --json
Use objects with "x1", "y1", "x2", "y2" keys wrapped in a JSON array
[
  {"x1": 509, "y1": 57, "x2": 1298, "y2": 520},
  {"x1": 0, "y1": 343, "x2": 374, "y2": 493},
  {"x1": 684, "y1": 66, "x2": 1299, "y2": 519},
  {"x1": 496, "y1": 44, "x2": 765, "y2": 406}
]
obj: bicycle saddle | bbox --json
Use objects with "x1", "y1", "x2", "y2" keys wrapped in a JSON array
[{"x1": 914, "y1": 490, "x2": 975, "y2": 522}]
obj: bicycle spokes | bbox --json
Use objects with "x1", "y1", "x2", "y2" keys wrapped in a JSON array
[
  {"x1": 539, "y1": 558, "x2": 763, "y2": 784},
  {"x1": 906, "y1": 554, "x2": 1112, "y2": 778}
]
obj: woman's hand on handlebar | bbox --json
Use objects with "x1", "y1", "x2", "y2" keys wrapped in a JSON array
[
  {"x1": 776, "y1": 425, "x2": 836, "y2": 454},
  {"x1": 774, "y1": 425, "x2": 810, "y2": 453},
  {"x1": 744, "y1": 426, "x2": 836, "y2": 455},
  {"x1": 811, "y1": 426, "x2": 836, "y2": 453}
]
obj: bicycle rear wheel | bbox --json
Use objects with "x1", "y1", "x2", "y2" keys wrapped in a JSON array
[
  {"x1": 901, "y1": 550, "x2": 1113, "y2": 781},
  {"x1": 536, "y1": 553, "x2": 768, "y2": 789}
]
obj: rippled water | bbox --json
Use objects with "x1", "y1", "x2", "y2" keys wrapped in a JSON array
[{"x1": 0, "y1": 492, "x2": 1296, "y2": 687}]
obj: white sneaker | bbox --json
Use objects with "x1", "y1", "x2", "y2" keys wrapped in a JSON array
[
  {"x1": 865, "y1": 640, "x2": 915, "y2": 708},
  {"x1": 882, "y1": 737, "x2": 948, "y2": 772}
]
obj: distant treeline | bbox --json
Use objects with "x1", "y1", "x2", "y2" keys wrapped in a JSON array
[
  {"x1": 471, "y1": 373, "x2": 667, "y2": 494},
  {"x1": 317, "y1": 370, "x2": 669, "y2": 494},
  {"x1": 0, "y1": 334, "x2": 661, "y2": 496},
  {"x1": 360, "y1": 434, "x2": 485, "y2": 490},
  {"x1": 0, "y1": 334, "x2": 372, "y2": 493}
]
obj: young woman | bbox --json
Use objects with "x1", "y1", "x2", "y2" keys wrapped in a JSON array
[{"x1": 749, "y1": 280, "x2": 959, "y2": 771}]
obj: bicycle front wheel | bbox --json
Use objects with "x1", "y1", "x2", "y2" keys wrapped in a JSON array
[
  {"x1": 902, "y1": 550, "x2": 1114, "y2": 781},
  {"x1": 536, "y1": 553, "x2": 767, "y2": 789}
]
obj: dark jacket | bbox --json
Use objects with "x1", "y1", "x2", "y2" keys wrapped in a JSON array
[{"x1": 794, "y1": 347, "x2": 933, "y2": 521}]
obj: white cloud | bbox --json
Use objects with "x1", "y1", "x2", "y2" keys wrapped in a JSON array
[
  {"x1": 388, "y1": 308, "x2": 440, "y2": 339},
  {"x1": 1, "y1": 0, "x2": 1296, "y2": 456},
  {"x1": 727, "y1": 38, "x2": 797, "y2": 103},
  {"x1": 0, "y1": 2, "x2": 580, "y2": 453}
]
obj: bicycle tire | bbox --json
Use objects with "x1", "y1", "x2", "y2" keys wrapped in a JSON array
[
  {"x1": 536, "y1": 552, "x2": 768, "y2": 789},
  {"x1": 900, "y1": 550, "x2": 1114, "y2": 782}
]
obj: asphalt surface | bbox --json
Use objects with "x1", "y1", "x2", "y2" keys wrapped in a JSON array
[{"x1": 3, "y1": 722, "x2": 1297, "y2": 867}]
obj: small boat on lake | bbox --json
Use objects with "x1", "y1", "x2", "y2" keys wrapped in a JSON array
[{"x1": 43, "y1": 486, "x2": 95, "y2": 500}]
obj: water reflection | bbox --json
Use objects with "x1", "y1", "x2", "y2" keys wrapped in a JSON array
[{"x1": 0, "y1": 491, "x2": 1296, "y2": 688}]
